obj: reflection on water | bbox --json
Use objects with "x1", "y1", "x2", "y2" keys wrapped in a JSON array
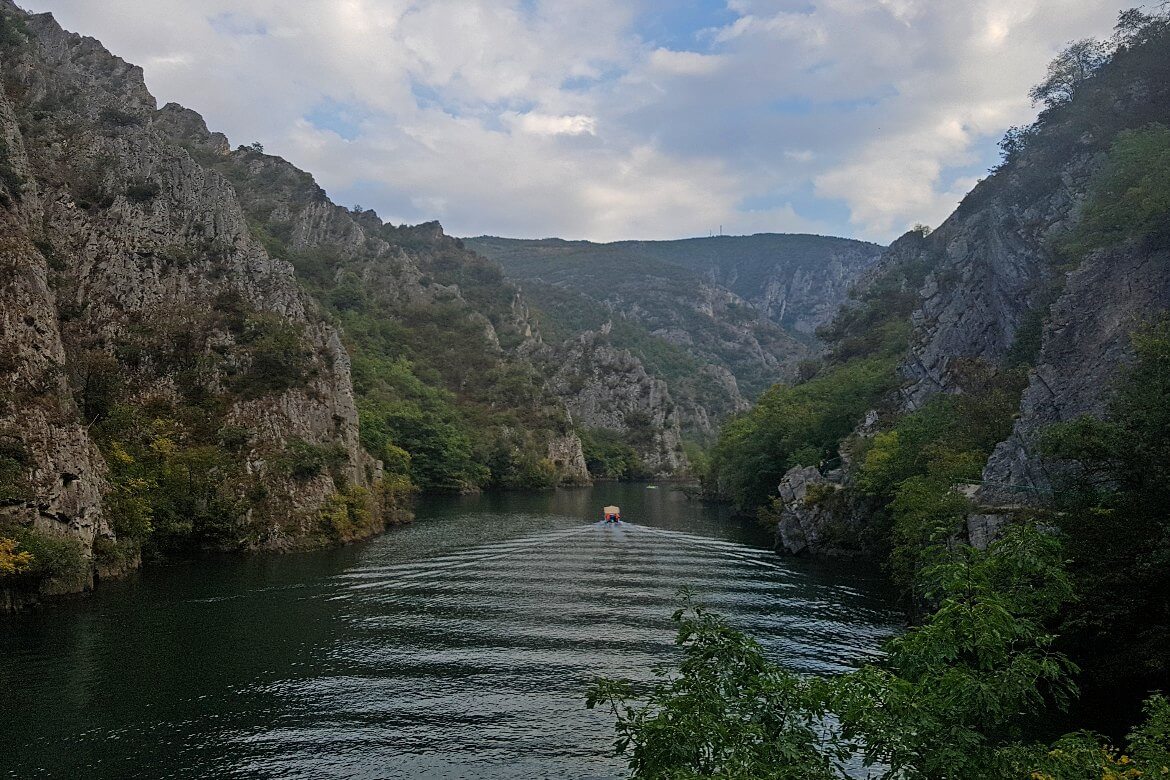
[{"x1": 1, "y1": 484, "x2": 899, "y2": 779}]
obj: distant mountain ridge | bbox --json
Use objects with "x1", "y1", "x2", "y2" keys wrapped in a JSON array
[
  {"x1": 468, "y1": 234, "x2": 883, "y2": 335},
  {"x1": 466, "y1": 233, "x2": 883, "y2": 439}
]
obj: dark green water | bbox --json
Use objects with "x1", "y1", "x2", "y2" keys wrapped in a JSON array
[{"x1": 1, "y1": 484, "x2": 899, "y2": 779}]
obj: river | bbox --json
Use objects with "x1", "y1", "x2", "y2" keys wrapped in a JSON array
[{"x1": 0, "y1": 483, "x2": 900, "y2": 779}]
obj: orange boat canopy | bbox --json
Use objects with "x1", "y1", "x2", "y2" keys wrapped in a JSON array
[{"x1": 603, "y1": 505, "x2": 620, "y2": 516}]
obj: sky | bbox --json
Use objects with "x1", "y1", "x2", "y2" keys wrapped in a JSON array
[{"x1": 22, "y1": 0, "x2": 1122, "y2": 244}]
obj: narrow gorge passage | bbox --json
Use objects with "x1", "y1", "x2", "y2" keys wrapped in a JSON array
[{"x1": 1, "y1": 485, "x2": 898, "y2": 780}]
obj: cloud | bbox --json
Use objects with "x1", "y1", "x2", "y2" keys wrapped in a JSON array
[
  {"x1": 647, "y1": 48, "x2": 725, "y2": 76},
  {"x1": 505, "y1": 112, "x2": 598, "y2": 137},
  {"x1": 22, "y1": 0, "x2": 1122, "y2": 242}
]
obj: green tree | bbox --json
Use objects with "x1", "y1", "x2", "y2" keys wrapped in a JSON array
[
  {"x1": 588, "y1": 594, "x2": 842, "y2": 779},
  {"x1": 833, "y1": 524, "x2": 1078, "y2": 779},
  {"x1": 1029, "y1": 38, "x2": 1109, "y2": 109},
  {"x1": 589, "y1": 526, "x2": 1170, "y2": 780},
  {"x1": 0, "y1": 537, "x2": 32, "y2": 576},
  {"x1": 710, "y1": 357, "x2": 897, "y2": 511},
  {"x1": 1039, "y1": 321, "x2": 1170, "y2": 701}
]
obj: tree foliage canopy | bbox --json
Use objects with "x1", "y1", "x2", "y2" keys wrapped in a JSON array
[
  {"x1": 1028, "y1": 38, "x2": 1109, "y2": 109},
  {"x1": 591, "y1": 526, "x2": 1169, "y2": 779}
]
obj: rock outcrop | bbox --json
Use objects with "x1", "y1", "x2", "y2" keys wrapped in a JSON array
[
  {"x1": 892, "y1": 25, "x2": 1170, "y2": 418},
  {"x1": 546, "y1": 434, "x2": 590, "y2": 485},
  {"x1": 541, "y1": 331, "x2": 685, "y2": 476},
  {"x1": 980, "y1": 242, "x2": 1170, "y2": 504},
  {"x1": 843, "y1": 24, "x2": 1170, "y2": 545},
  {"x1": 772, "y1": 465, "x2": 864, "y2": 557}
]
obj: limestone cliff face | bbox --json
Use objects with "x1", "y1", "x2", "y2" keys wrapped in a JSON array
[
  {"x1": 0, "y1": 86, "x2": 108, "y2": 573},
  {"x1": 0, "y1": 3, "x2": 378, "y2": 601},
  {"x1": 894, "y1": 173, "x2": 1087, "y2": 411},
  {"x1": 765, "y1": 26, "x2": 1170, "y2": 553},
  {"x1": 651, "y1": 236, "x2": 883, "y2": 336},
  {"x1": 886, "y1": 28, "x2": 1170, "y2": 515},
  {"x1": 980, "y1": 242, "x2": 1170, "y2": 502},
  {"x1": 540, "y1": 330, "x2": 685, "y2": 476},
  {"x1": 894, "y1": 27, "x2": 1170, "y2": 415}
]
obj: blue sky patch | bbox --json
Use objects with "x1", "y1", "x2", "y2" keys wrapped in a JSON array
[
  {"x1": 305, "y1": 99, "x2": 374, "y2": 141},
  {"x1": 635, "y1": 0, "x2": 736, "y2": 50},
  {"x1": 739, "y1": 180, "x2": 852, "y2": 228},
  {"x1": 208, "y1": 12, "x2": 267, "y2": 37}
]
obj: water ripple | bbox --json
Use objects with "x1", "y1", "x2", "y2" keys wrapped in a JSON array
[{"x1": 0, "y1": 487, "x2": 899, "y2": 780}]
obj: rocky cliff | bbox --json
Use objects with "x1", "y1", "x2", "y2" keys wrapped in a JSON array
[
  {"x1": 980, "y1": 242, "x2": 1170, "y2": 502},
  {"x1": 767, "y1": 19, "x2": 1170, "y2": 553},
  {"x1": 154, "y1": 103, "x2": 591, "y2": 491},
  {"x1": 0, "y1": 2, "x2": 602, "y2": 609},
  {"x1": 611, "y1": 234, "x2": 882, "y2": 335},
  {"x1": 891, "y1": 22, "x2": 1170, "y2": 508},
  {"x1": 536, "y1": 329, "x2": 685, "y2": 476},
  {"x1": 469, "y1": 234, "x2": 882, "y2": 335},
  {"x1": 0, "y1": 3, "x2": 392, "y2": 605}
]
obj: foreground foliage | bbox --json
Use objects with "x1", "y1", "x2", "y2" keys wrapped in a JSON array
[
  {"x1": 589, "y1": 595, "x2": 840, "y2": 779},
  {"x1": 590, "y1": 527, "x2": 1169, "y2": 779}
]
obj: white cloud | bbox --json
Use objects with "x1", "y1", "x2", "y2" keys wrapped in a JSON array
[
  {"x1": 505, "y1": 112, "x2": 597, "y2": 137},
  {"x1": 21, "y1": 0, "x2": 1123, "y2": 242},
  {"x1": 648, "y1": 48, "x2": 725, "y2": 76}
]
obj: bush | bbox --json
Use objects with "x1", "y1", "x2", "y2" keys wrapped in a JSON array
[
  {"x1": 94, "y1": 407, "x2": 251, "y2": 558},
  {"x1": 0, "y1": 537, "x2": 32, "y2": 576},
  {"x1": 0, "y1": 10, "x2": 30, "y2": 47},
  {"x1": 376, "y1": 474, "x2": 415, "y2": 526},
  {"x1": 233, "y1": 314, "x2": 313, "y2": 398},
  {"x1": 581, "y1": 428, "x2": 647, "y2": 480},
  {"x1": 8, "y1": 526, "x2": 88, "y2": 582},
  {"x1": 280, "y1": 439, "x2": 347, "y2": 481},
  {"x1": 97, "y1": 106, "x2": 143, "y2": 128},
  {"x1": 710, "y1": 356, "x2": 898, "y2": 511},
  {"x1": 853, "y1": 363, "x2": 1025, "y2": 588},
  {"x1": 490, "y1": 450, "x2": 560, "y2": 490},
  {"x1": 1064, "y1": 124, "x2": 1170, "y2": 255},
  {"x1": 92, "y1": 535, "x2": 140, "y2": 572},
  {"x1": 102, "y1": 452, "x2": 153, "y2": 539},
  {"x1": 69, "y1": 348, "x2": 124, "y2": 424},
  {"x1": 0, "y1": 437, "x2": 29, "y2": 501},
  {"x1": 319, "y1": 485, "x2": 376, "y2": 540},
  {"x1": 124, "y1": 179, "x2": 161, "y2": 203}
]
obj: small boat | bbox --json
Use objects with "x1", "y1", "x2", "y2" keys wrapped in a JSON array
[{"x1": 602, "y1": 505, "x2": 622, "y2": 524}]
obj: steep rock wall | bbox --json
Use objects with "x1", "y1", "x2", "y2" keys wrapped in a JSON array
[
  {"x1": 981, "y1": 242, "x2": 1170, "y2": 503},
  {"x1": 0, "y1": 4, "x2": 379, "y2": 603},
  {"x1": 541, "y1": 330, "x2": 685, "y2": 476},
  {"x1": 156, "y1": 103, "x2": 592, "y2": 487}
]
